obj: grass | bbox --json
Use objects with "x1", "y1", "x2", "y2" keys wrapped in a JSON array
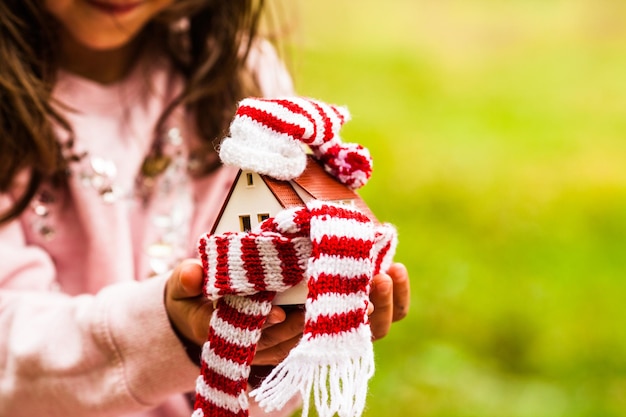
[{"x1": 276, "y1": 0, "x2": 626, "y2": 416}]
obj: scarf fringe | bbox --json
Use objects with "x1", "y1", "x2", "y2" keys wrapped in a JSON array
[{"x1": 250, "y1": 331, "x2": 374, "y2": 417}]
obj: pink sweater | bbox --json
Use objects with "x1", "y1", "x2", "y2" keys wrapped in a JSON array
[{"x1": 0, "y1": 43, "x2": 295, "y2": 417}]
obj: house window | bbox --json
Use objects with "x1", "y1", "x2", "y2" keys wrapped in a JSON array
[
  {"x1": 246, "y1": 173, "x2": 254, "y2": 186},
  {"x1": 333, "y1": 199, "x2": 355, "y2": 207},
  {"x1": 239, "y1": 215, "x2": 251, "y2": 232},
  {"x1": 258, "y1": 213, "x2": 270, "y2": 223},
  {"x1": 344, "y1": 199, "x2": 355, "y2": 207}
]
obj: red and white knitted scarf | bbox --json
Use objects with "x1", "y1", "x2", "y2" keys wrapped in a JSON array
[{"x1": 193, "y1": 200, "x2": 397, "y2": 417}]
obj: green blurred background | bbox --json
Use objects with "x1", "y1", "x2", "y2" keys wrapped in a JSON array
[{"x1": 275, "y1": 0, "x2": 626, "y2": 416}]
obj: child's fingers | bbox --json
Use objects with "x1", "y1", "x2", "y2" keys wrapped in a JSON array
[
  {"x1": 168, "y1": 259, "x2": 204, "y2": 300},
  {"x1": 165, "y1": 259, "x2": 213, "y2": 345},
  {"x1": 188, "y1": 301, "x2": 215, "y2": 344},
  {"x1": 256, "y1": 309, "x2": 304, "y2": 361},
  {"x1": 388, "y1": 263, "x2": 410, "y2": 322},
  {"x1": 263, "y1": 306, "x2": 287, "y2": 328},
  {"x1": 252, "y1": 334, "x2": 303, "y2": 366},
  {"x1": 369, "y1": 273, "x2": 394, "y2": 340}
]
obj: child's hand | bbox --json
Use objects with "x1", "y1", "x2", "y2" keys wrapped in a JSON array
[
  {"x1": 165, "y1": 259, "x2": 304, "y2": 366},
  {"x1": 368, "y1": 263, "x2": 410, "y2": 340},
  {"x1": 165, "y1": 259, "x2": 214, "y2": 347},
  {"x1": 253, "y1": 306, "x2": 304, "y2": 365},
  {"x1": 165, "y1": 260, "x2": 409, "y2": 362}
]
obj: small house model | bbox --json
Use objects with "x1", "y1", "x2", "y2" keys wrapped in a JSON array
[
  {"x1": 208, "y1": 96, "x2": 381, "y2": 303},
  {"x1": 210, "y1": 156, "x2": 376, "y2": 235},
  {"x1": 209, "y1": 155, "x2": 378, "y2": 304},
  {"x1": 193, "y1": 97, "x2": 399, "y2": 417}
]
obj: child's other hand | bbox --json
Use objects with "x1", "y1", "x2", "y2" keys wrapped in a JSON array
[
  {"x1": 368, "y1": 262, "x2": 410, "y2": 340},
  {"x1": 253, "y1": 305, "x2": 304, "y2": 365},
  {"x1": 165, "y1": 259, "x2": 304, "y2": 366}
]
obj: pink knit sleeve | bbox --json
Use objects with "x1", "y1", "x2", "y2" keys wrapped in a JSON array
[
  {"x1": 0, "y1": 196, "x2": 198, "y2": 417},
  {"x1": 0, "y1": 195, "x2": 58, "y2": 291}
]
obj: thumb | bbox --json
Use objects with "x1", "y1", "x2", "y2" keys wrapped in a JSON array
[
  {"x1": 168, "y1": 259, "x2": 204, "y2": 300},
  {"x1": 165, "y1": 259, "x2": 213, "y2": 345}
]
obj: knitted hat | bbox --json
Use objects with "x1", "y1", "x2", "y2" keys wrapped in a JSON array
[
  {"x1": 218, "y1": 97, "x2": 373, "y2": 189},
  {"x1": 193, "y1": 200, "x2": 397, "y2": 417}
]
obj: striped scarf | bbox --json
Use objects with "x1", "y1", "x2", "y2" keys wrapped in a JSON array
[{"x1": 193, "y1": 200, "x2": 397, "y2": 417}]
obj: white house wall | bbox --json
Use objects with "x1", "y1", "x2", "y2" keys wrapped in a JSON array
[
  {"x1": 291, "y1": 182, "x2": 314, "y2": 204},
  {"x1": 213, "y1": 171, "x2": 285, "y2": 234}
]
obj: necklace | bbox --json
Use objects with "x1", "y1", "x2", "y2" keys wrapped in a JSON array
[{"x1": 30, "y1": 125, "x2": 197, "y2": 278}]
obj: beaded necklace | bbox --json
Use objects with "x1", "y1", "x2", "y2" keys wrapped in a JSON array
[{"x1": 29, "y1": 124, "x2": 200, "y2": 277}]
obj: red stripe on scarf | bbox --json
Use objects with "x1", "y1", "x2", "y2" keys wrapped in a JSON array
[
  {"x1": 216, "y1": 297, "x2": 270, "y2": 331},
  {"x1": 207, "y1": 332, "x2": 256, "y2": 365},
  {"x1": 305, "y1": 308, "x2": 368, "y2": 338},
  {"x1": 373, "y1": 238, "x2": 393, "y2": 275},
  {"x1": 214, "y1": 235, "x2": 232, "y2": 296},
  {"x1": 194, "y1": 395, "x2": 248, "y2": 417},
  {"x1": 199, "y1": 237, "x2": 209, "y2": 273},
  {"x1": 307, "y1": 272, "x2": 370, "y2": 300},
  {"x1": 308, "y1": 204, "x2": 371, "y2": 223},
  {"x1": 201, "y1": 364, "x2": 247, "y2": 397},
  {"x1": 314, "y1": 235, "x2": 372, "y2": 259},
  {"x1": 240, "y1": 235, "x2": 267, "y2": 292},
  {"x1": 272, "y1": 236, "x2": 307, "y2": 287}
]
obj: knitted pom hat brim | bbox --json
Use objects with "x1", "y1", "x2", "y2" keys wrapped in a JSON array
[
  {"x1": 218, "y1": 97, "x2": 373, "y2": 189},
  {"x1": 219, "y1": 119, "x2": 307, "y2": 180}
]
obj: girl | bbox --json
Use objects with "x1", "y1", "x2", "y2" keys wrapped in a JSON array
[{"x1": 0, "y1": 1, "x2": 411, "y2": 416}]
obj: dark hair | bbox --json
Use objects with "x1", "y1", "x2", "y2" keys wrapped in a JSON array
[{"x1": 0, "y1": 0, "x2": 266, "y2": 223}]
